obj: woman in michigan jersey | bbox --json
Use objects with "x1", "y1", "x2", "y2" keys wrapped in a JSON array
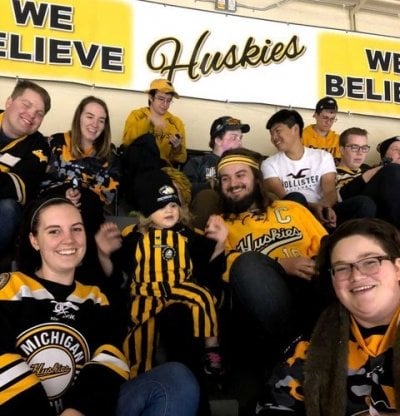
[{"x1": 0, "y1": 197, "x2": 199, "y2": 416}]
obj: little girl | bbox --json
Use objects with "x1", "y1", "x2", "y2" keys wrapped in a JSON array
[{"x1": 120, "y1": 170, "x2": 226, "y2": 379}]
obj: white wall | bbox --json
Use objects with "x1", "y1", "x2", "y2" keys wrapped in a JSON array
[{"x1": 1, "y1": 0, "x2": 399, "y2": 166}]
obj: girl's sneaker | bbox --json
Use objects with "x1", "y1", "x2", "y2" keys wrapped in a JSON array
[{"x1": 204, "y1": 346, "x2": 225, "y2": 377}]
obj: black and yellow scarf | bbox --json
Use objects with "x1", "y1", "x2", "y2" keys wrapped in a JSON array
[{"x1": 303, "y1": 302, "x2": 400, "y2": 416}]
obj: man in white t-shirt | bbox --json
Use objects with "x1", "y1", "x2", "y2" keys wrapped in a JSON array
[{"x1": 262, "y1": 109, "x2": 376, "y2": 229}]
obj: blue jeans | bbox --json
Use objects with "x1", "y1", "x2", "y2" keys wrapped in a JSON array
[
  {"x1": 116, "y1": 362, "x2": 200, "y2": 416},
  {"x1": 0, "y1": 199, "x2": 21, "y2": 251}
]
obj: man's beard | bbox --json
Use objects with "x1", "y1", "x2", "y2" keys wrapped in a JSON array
[{"x1": 221, "y1": 186, "x2": 263, "y2": 214}]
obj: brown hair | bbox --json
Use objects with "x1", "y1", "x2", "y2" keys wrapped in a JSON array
[
  {"x1": 70, "y1": 96, "x2": 112, "y2": 160},
  {"x1": 217, "y1": 147, "x2": 270, "y2": 215},
  {"x1": 11, "y1": 79, "x2": 51, "y2": 114},
  {"x1": 339, "y1": 127, "x2": 368, "y2": 147},
  {"x1": 16, "y1": 197, "x2": 78, "y2": 274},
  {"x1": 315, "y1": 218, "x2": 400, "y2": 305}
]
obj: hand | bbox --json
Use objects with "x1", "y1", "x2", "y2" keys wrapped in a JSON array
[
  {"x1": 168, "y1": 134, "x2": 182, "y2": 149},
  {"x1": 59, "y1": 408, "x2": 84, "y2": 416},
  {"x1": 149, "y1": 113, "x2": 166, "y2": 131},
  {"x1": 206, "y1": 176, "x2": 218, "y2": 190},
  {"x1": 278, "y1": 257, "x2": 316, "y2": 280},
  {"x1": 95, "y1": 222, "x2": 122, "y2": 257},
  {"x1": 66, "y1": 187, "x2": 81, "y2": 208},
  {"x1": 312, "y1": 204, "x2": 336, "y2": 228},
  {"x1": 205, "y1": 215, "x2": 228, "y2": 244}
]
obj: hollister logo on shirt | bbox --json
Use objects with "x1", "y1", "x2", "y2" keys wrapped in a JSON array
[{"x1": 287, "y1": 168, "x2": 310, "y2": 179}]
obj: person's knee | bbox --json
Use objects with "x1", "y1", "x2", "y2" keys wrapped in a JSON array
[
  {"x1": 0, "y1": 198, "x2": 21, "y2": 216},
  {"x1": 351, "y1": 195, "x2": 377, "y2": 217},
  {"x1": 230, "y1": 252, "x2": 289, "y2": 308},
  {"x1": 145, "y1": 362, "x2": 199, "y2": 408},
  {"x1": 163, "y1": 362, "x2": 199, "y2": 395},
  {"x1": 230, "y1": 251, "x2": 275, "y2": 283},
  {"x1": 284, "y1": 192, "x2": 308, "y2": 208}
]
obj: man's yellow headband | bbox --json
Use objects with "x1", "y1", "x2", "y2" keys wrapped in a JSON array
[{"x1": 217, "y1": 155, "x2": 260, "y2": 174}]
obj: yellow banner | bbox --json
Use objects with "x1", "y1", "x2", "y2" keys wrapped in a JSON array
[
  {"x1": 318, "y1": 32, "x2": 400, "y2": 117},
  {"x1": 0, "y1": 0, "x2": 132, "y2": 86}
]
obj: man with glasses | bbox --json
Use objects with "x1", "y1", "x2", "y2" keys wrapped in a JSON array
[
  {"x1": 121, "y1": 79, "x2": 186, "y2": 210},
  {"x1": 122, "y1": 78, "x2": 186, "y2": 166},
  {"x1": 302, "y1": 96, "x2": 341, "y2": 161},
  {"x1": 337, "y1": 129, "x2": 400, "y2": 228},
  {"x1": 183, "y1": 116, "x2": 250, "y2": 228}
]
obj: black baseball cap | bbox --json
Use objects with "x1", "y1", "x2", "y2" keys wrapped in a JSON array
[
  {"x1": 210, "y1": 116, "x2": 250, "y2": 139},
  {"x1": 315, "y1": 97, "x2": 338, "y2": 113}
]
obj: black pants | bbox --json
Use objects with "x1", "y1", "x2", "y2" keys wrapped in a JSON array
[{"x1": 362, "y1": 163, "x2": 400, "y2": 228}]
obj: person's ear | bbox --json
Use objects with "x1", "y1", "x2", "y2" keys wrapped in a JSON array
[
  {"x1": 29, "y1": 232, "x2": 40, "y2": 251},
  {"x1": 5, "y1": 96, "x2": 13, "y2": 109}
]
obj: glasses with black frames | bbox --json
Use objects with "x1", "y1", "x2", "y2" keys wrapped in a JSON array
[
  {"x1": 329, "y1": 255, "x2": 392, "y2": 282},
  {"x1": 344, "y1": 144, "x2": 370, "y2": 153}
]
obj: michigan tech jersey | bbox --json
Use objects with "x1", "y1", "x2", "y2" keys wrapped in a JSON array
[
  {"x1": 0, "y1": 271, "x2": 128, "y2": 415},
  {"x1": 262, "y1": 309, "x2": 400, "y2": 415},
  {"x1": 223, "y1": 200, "x2": 327, "y2": 282},
  {"x1": 0, "y1": 112, "x2": 50, "y2": 205}
]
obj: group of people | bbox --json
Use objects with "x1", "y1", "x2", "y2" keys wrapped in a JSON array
[
  {"x1": 1, "y1": 76, "x2": 400, "y2": 416},
  {"x1": 0, "y1": 79, "x2": 201, "y2": 415}
]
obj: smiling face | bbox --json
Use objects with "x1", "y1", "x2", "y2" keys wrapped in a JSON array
[
  {"x1": 3, "y1": 88, "x2": 46, "y2": 138},
  {"x1": 330, "y1": 234, "x2": 400, "y2": 328},
  {"x1": 219, "y1": 162, "x2": 257, "y2": 208},
  {"x1": 150, "y1": 202, "x2": 180, "y2": 229},
  {"x1": 29, "y1": 203, "x2": 86, "y2": 284},
  {"x1": 79, "y1": 101, "x2": 107, "y2": 148},
  {"x1": 269, "y1": 122, "x2": 300, "y2": 153}
]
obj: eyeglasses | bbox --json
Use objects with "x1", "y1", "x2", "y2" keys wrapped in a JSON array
[
  {"x1": 224, "y1": 132, "x2": 243, "y2": 141},
  {"x1": 344, "y1": 144, "x2": 370, "y2": 153},
  {"x1": 154, "y1": 96, "x2": 173, "y2": 105},
  {"x1": 329, "y1": 255, "x2": 392, "y2": 282},
  {"x1": 320, "y1": 116, "x2": 337, "y2": 123}
]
